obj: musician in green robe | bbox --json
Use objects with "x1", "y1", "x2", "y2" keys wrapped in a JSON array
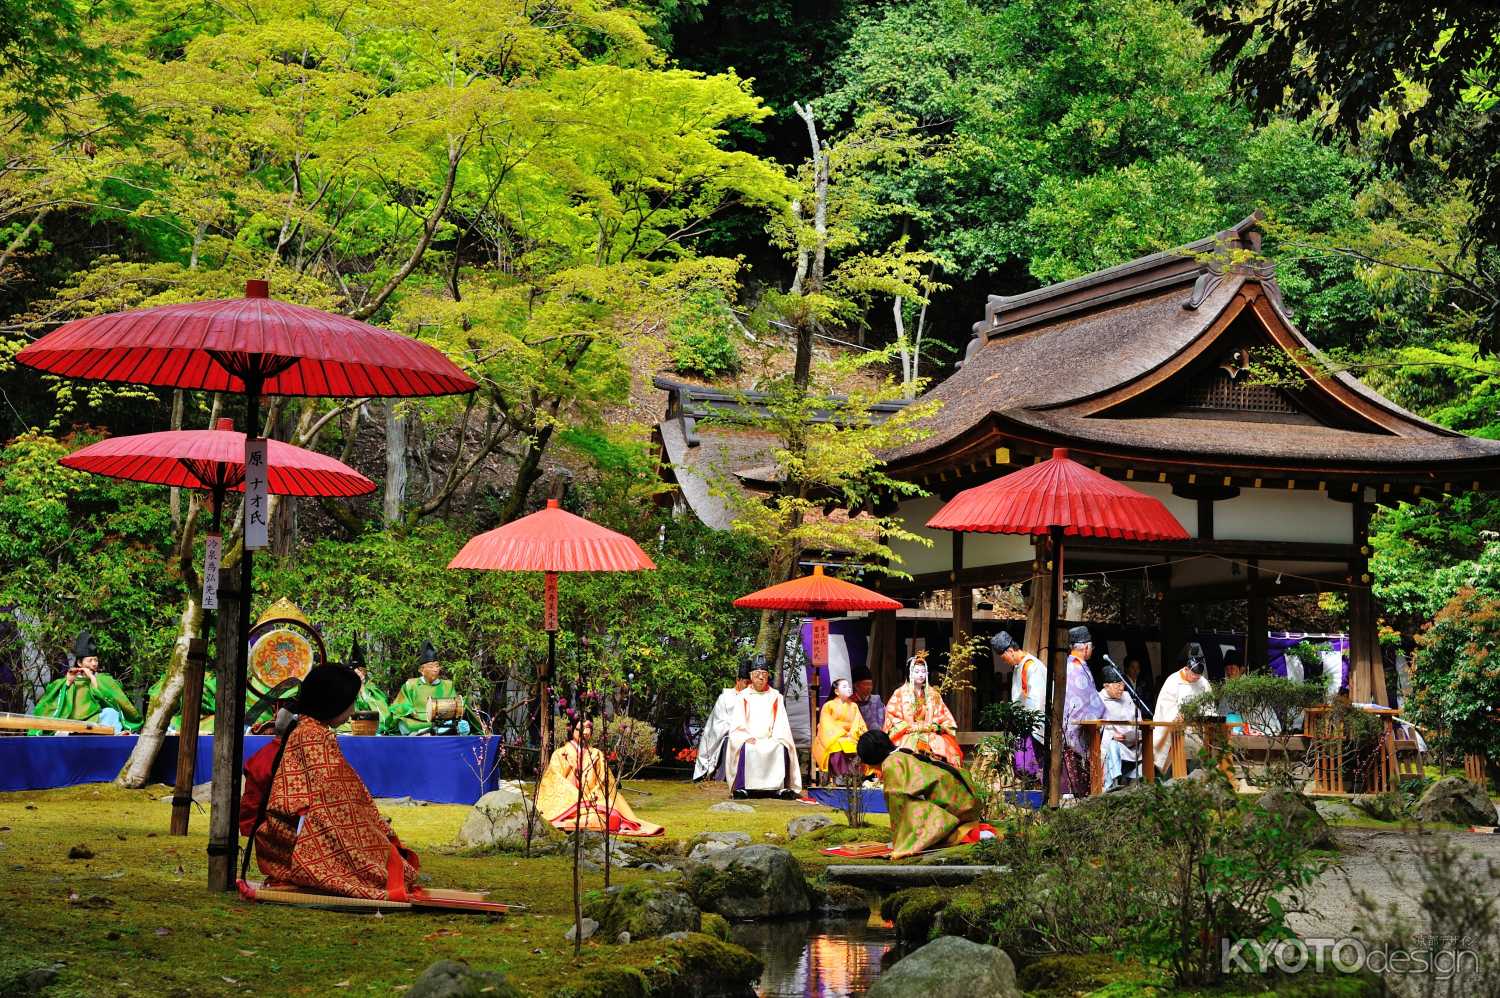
[
  {"x1": 29, "y1": 632, "x2": 141, "y2": 735},
  {"x1": 857, "y1": 729, "x2": 997, "y2": 859},
  {"x1": 146, "y1": 671, "x2": 218, "y2": 734},
  {"x1": 387, "y1": 641, "x2": 469, "y2": 735},
  {"x1": 337, "y1": 637, "x2": 391, "y2": 734}
]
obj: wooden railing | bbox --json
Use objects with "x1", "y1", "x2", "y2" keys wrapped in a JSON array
[
  {"x1": 1075, "y1": 719, "x2": 1196, "y2": 796},
  {"x1": 1304, "y1": 705, "x2": 1405, "y2": 796}
]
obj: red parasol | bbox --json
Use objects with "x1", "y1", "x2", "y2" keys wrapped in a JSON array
[
  {"x1": 15, "y1": 279, "x2": 473, "y2": 890},
  {"x1": 448, "y1": 499, "x2": 655, "y2": 782},
  {"x1": 60, "y1": 418, "x2": 373, "y2": 836},
  {"x1": 927, "y1": 448, "x2": 1189, "y2": 805},
  {"x1": 62, "y1": 418, "x2": 375, "y2": 498},
  {"x1": 733, "y1": 564, "x2": 901, "y2": 613}
]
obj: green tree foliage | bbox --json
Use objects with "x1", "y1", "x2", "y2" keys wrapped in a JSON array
[{"x1": 1410, "y1": 587, "x2": 1500, "y2": 764}]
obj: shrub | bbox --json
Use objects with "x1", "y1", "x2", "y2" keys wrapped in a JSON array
[
  {"x1": 669, "y1": 292, "x2": 741, "y2": 378},
  {"x1": 1410, "y1": 586, "x2": 1500, "y2": 765},
  {"x1": 1183, "y1": 673, "x2": 1328, "y2": 787}
]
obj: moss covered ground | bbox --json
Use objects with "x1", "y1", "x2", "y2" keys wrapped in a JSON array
[{"x1": 0, "y1": 781, "x2": 888, "y2": 997}]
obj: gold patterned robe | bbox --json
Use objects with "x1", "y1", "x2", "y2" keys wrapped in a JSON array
[
  {"x1": 882, "y1": 749, "x2": 988, "y2": 859},
  {"x1": 885, "y1": 683, "x2": 963, "y2": 767},
  {"x1": 536, "y1": 741, "x2": 664, "y2": 837},
  {"x1": 253, "y1": 719, "x2": 420, "y2": 900}
]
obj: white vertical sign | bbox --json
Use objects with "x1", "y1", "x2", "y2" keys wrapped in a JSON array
[
  {"x1": 244, "y1": 437, "x2": 270, "y2": 550},
  {"x1": 202, "y1": 533, "x2": 222, "y2": 609}
]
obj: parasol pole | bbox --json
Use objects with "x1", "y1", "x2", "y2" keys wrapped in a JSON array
[
  {"x1": 170, "y1": 483, "x2": 222, "y2": 836},
  {"x1": 541, "y1": 571, "x2": 558, "y2": 786},
  {"x1": 1043, "y1": 525, "x2": 1066, "y2": 806}
]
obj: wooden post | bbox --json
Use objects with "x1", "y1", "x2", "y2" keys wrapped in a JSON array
[
  {"x1": 1348, "y1": 499, "x2": 1385, "y2": 703},
  {"x1": 1247, "y1": 561, "x2": 1269, "y2": 672},
  {"x1": 169, "y1": 637, "x2": 209, "y2": 836},
  {"x1": 950, "y1": 530, "x2": 974, "y2": 730},
  {"x1": 1023, "y1": 537, "x2": 1053, "y2": 660},
  {"x1": 207, "y1": 570, "x2": 243, "y2": 892},
  {"x1": 1043, "y1": 527, "x2": 1067, "y2": 805}
]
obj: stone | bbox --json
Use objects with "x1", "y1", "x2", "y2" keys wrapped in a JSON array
[
  {"x1": 688, "y1": 831, "x2": 751, "y2": 862},
  {"x1": 1413, "y1": 777, "x2": 1498, "y2": 827},
  {"x1": 688, "y1": 845, "x2": 809, "y2": 920},
  {"x1": 708, "y1": 801, "x2": 754, "y2": 814},
  {"x1": 453, "y1": 788, "x2": 554, "y2": 852},
  {"x1": 585, "y1": 882, "x2": 701, "y2": 940},
  {"x1": 564, "y1": 918, "x2": 599, "y2": 943},
  {"x1": 786, "y1": 814, "x2": 834, "y2": 839},
  {"x1": 615, "y1": 931, "x2": 630, "y2": 945},
  {"x1": 1314, "y1": 799, "x2": 1364, "y2": 822},
  {"x1": 812, "y1": 882, "x2": 871, "y2": 917},
  {"x1": 67, "y1": 845, "x2": 94, "y2": 860},
  {"x1": 1350, "y1": 794, "x2": 1401, "y2": 822},
  {"x1": 1253, "y1": 788, "x2": 1333, "y2": 848},
  {"x1": 405, "y1": 960, "x2": 521, "y2": 998},
  {"x1": 867, "y1": 936, "x2": 1021, "y2": 998}
]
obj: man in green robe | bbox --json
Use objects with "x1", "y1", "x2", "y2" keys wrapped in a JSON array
[
  {"x1": 29, "y1": 632, "x2": 141, "y2": 735},
  {"x1": 387, "y1": 641, "x2": 470, "y2": 735},
  {"x1": 337, "y1": 637, "x2": 390, "y2": 734},
  {"x1": 857, "y1": 730, "x2": 997, "y2": 859},
  {"x1": 146, "y1": 672, "x2": 218, "y2": 734}
]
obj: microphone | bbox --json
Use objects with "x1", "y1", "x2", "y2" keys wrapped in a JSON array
[{"x1": 1100, "y1": 654, "x2": 1122, "y2": 683}]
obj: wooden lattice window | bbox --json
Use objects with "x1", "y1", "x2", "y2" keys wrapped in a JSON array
[{"x1": 1181, "y1": 372, "x2": 1299, "y2": 414}]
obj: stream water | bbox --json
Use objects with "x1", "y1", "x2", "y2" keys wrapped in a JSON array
[{"x1": 730, "y1": 915, "x2": 899, "y2": 997}]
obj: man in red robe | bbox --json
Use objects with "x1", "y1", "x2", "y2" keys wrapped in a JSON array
[{"x1": 245, "y1": 665, "x2": 420, "y2": 901}]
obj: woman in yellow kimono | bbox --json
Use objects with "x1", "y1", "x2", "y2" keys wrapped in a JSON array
[
  {"x1": 884, "y1": 651, "x2": 963, "y2": 767},
  {"x1": 536, "y1": 718, "x2": 664, "y2": 837},
  {"x1": 812, "y1": 678, "x2": 868, "y2": 781}
]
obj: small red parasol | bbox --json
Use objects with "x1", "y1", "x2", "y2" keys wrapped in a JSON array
[
  {"x1": 733, "y1": 564, "x2": 901, "y2": 613},
  {"x1": 926, "y1": 448, "x2": 1188, "y2": 805},
  {"x1": 61, "y1": 418, "x2": 375, "y2": 498},
  {"x1": 448, "y1": 499, "x2": 655, "y2": 784}
]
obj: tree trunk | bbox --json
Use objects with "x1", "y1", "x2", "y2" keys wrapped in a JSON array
[
  {"x1": 383, "y1": 400, "x2": 410, "y2": 526},
  {"x1": 116, "y1": 594, "x2": 204, "y2": 788}
]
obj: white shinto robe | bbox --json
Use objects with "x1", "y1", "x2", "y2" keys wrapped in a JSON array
[
  {"x1": 727, "y1": 687, "x2": 802, "y2": 794},
  {"x1": 1009, "y1": 652, "x2": 1047, "y2": 738},
  {"x1": 693, "y1": 687, "x2": 742, "y2": 781},
  {"x1": 1153, "y1": 669, "x2": 1212, "y2": 770}
]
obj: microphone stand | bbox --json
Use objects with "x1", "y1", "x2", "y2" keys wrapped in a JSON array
[{"x1": 1102, "y1": 656, "x2": 1154, "y2": 720}]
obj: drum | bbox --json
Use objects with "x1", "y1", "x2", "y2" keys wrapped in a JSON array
[
  {"x1": 427, "y1": 696, "x2": 465, "y2": 723},
  {"x1": 250, "y1": 628, "x2": 316, "y2": 690},
  {"x1": 350, "y1": 711, "x2": 379, "y2": 736}
]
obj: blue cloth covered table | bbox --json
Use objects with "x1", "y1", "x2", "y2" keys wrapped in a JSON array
[{"x1": 0, "y1": 734, "x2": 505, "y2": 805}]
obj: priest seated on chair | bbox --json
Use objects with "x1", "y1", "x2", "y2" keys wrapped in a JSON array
[{"x1": 726, "y1": 656, "x2": 801, "y2": 800}]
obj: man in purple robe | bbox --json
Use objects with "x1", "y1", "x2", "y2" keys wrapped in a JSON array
[{"x1": 1062, "y1": 625, "x2": 1105, "y2": 797}]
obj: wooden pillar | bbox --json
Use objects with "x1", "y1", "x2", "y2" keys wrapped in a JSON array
[
  {"x1": 1023, "y1": 537, "x2": 1053, "y2": 660},
  {"x1": 950, "y1": 532, "x2": 974, "y2": 729},
  {"x1": 1348, "y1": 499, "x2": 1386, "y2": 703},
  {"x1": 207, "y1": 570, "x2": 243, "y2": 892},
  {"x1": 1247, "y1": 561, "x2": 1269, "y2": 672},
  {"x1": 169, "y1": 637, "x2": 209, "y2": 836},
  {"x1": 877, "y1": 610, "x2": 901, "y2": 697},
  {"x1": 1043, "y1": 528, "x2": 1067, "y2": 805},
  {"x1": 1160, "y1": 597, "x2": 1184, "y2": 676}
]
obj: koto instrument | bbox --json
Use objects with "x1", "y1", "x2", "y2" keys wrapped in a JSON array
[
  {"x1": 426, "y1": 696, "x2": 465, "y2": 723},
  {"x1": 0, "y1": 712, "x2": 114, "y2": 735},
  {"x1": 240, "y1": 881, "x2": 519, "y2": 914}
]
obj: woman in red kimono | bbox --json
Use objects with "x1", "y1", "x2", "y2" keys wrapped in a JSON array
[{"x1": 247, "y1": 665, "x2": 420, "y2": 901}]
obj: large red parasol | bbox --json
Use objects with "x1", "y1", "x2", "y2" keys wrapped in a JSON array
[
  {"x1": 16, "y1": 279, "x2": 473, "y2": 890},
  {"x1": 927, "y1": 448, "x2": 1189, "y2": 804},
  {"x1": 448, "y1": 499, "x2": 655, "y2": 781},
  {"x1": 734, "y1": 564, "x2": 901, "y2": 613},
  {"x1": 61, "y1": 418, "x2": 373, "y2": 836},
  {"x1": 62, "y1": 418, "x2": 375, "y2": 498}
]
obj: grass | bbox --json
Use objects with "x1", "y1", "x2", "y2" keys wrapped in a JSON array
[{"x1": 0, "y1": 781, "x2": 888, "y2": 997}]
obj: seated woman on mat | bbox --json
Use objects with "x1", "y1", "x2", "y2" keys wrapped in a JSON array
[
  {"x1": 811, "y1": 677, "x2": 868, "y2": 783},
  {"x1": 857, "y1": 729, "x2": 996, "y2": 860},
  {"x1": 537, "y1": 717, "x2": 664, "y2": 837},
  {"x1": 242, "y1": 665, "x2": 421, "y2": 901}
]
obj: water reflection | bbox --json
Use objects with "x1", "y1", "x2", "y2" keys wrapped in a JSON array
[{"x1": 730, "y1": 915, "x2": 897, "y2": 998}]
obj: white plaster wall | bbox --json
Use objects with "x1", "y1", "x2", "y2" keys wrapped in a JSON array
[
  {"x1": 888, "y1": 494, "x2": 1036, "y2": 576},
  {"x1": 1215, "y1": 488, "x2": 1353, "y2": 545}
]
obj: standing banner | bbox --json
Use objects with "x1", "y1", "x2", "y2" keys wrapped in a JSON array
[
  {"x1": 202, "y1": 533, "x2": 222, "y2": 609},
  {"x1": 244, "y1": 438, "x2": 269, "y2": 549}
]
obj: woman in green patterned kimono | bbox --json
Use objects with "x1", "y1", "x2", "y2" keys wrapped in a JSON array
[
  {"x1": 857, "y1": 730, "x2": 997, "y2": 859},
  {"x1": 29, "y1": 632, "x2": 141, "y2": 735}
]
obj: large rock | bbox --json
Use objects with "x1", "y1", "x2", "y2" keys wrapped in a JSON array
[
  {"x1": 406, "y1": 960, "x2": 521, "y2": 998},
  {"x1": 688, "y1": 845, "x2": 810, "y2": 920},
  {"x1": 1253, "y1": 788, "x2": 1334, "y2": 848},
  {"x1": 708, "y1": 801, "x2": 754, "y2": 814},
  {"x1": 1350, "y1": 793, "x2": 1401, "y2": 822},
  {"x1": 867, "y1": 936, "x2": 1021, "y2": 998},
  {"x1": 786, "y1": 814, "x2": 834, "y2": 839},
  {"x1": 1413, "y1": 777, "x2": 1498, "y2": 827},
  {"x1": 688, "y1": 831, "x2": 751, "y2": 861},
  {"x1": 564, "y1": 918, "x2": 599, "y2": 943},
  {"x1": 453, "y1": 788, "x2": 553, "y2": 852},
  {"x1": 585, "y1": 882, "x2": 701, "y2": 940}
]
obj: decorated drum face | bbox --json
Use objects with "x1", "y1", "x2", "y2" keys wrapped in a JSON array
[
  {"x1": 427, "y1": 696, "x2": 465, "y2": 722},
  {"x1": 250, "y1": 628, "x2": 316, "y2": 689}
]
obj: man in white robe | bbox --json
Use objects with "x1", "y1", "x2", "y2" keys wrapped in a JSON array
[
  {"x1": 1098, "y1": 668, "x2": 1142, "y2": 791},
  {"x1": 726, "y1": 660, "x2": 801, "y2": 799},
  {"x1": 693, "y1": 657, "x2": 753, "y2": 782},
  {"x1": 1153, "y1": 642, "x2": 1213, "y2": 772},
  {"x1": 992, "y1": 631, "x2": 1045, "y2": 779}
]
